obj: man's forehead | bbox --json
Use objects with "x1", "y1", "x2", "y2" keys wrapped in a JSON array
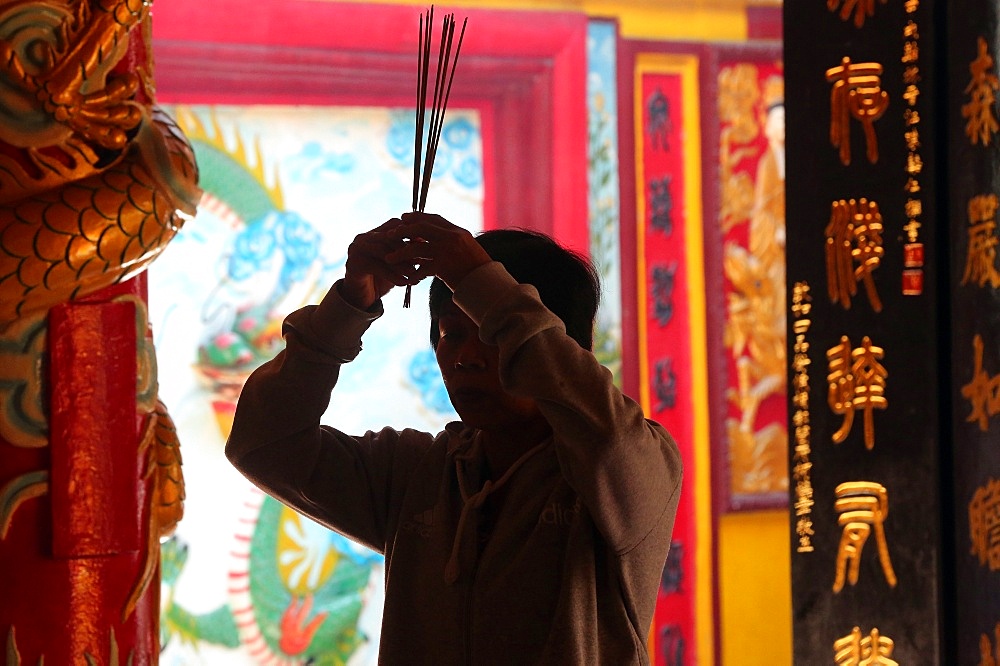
[{"x1": 436, "y1": 299, "x2": 476, "y2": 325}]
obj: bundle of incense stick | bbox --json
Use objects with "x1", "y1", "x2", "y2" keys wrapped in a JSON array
[{"x1": 404, "y1": 6, "x2": 467, "y2": 308}]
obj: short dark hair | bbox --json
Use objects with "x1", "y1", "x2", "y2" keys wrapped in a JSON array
[{"x1": 429, "y1": 228, "x2": 601, "y2": 350}]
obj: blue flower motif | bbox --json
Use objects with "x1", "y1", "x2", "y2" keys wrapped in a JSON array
[
  {"x1": 387, "y1": 113, "x2": 416, "y2": 163},
  {"x1": 442, "y1": 117, "x2": 474, "y2": 150},
  {"x1": 229, "y1": 219, "x2": 277, "y2": 281},
  {"x1": 429, "y1": 145, "x2": 452, "y2": 177},
  {"x1": 277, "y1": 211, "x2": 322, "y2": 288},
  {"x1": 452, "y1": 156, "x2": 482, "y2": 189},
  {"x1": 279, "y1": 212, "x2": 321, "y2": 268}
]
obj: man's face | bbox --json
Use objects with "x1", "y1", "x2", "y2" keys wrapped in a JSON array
[{"x1": 434, "y1": 300, "x2": 542, "y2": 431}]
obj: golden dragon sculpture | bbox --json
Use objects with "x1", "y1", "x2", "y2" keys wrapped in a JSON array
[
  {"x1": 0, "y1": 0, "x2": 201, "y2": 653},
  {"x1": 0, "y1": 0, "x2": 201, "y2": 321}
]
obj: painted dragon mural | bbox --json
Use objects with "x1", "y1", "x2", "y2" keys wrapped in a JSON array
[
  {"x1": 0, "y1": 0, "x2": 200, "y2": 661},
  {"x1": 150, "y1": 101, "x2": 485, "y2": 664},
  {"x1": 155, "y1": 106, "x2": 382, "y2": 664}
]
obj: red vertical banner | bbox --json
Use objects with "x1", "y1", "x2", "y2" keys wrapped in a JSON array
[{"x1": 626, "y1": 51, "x2": 713, "y2": 665}]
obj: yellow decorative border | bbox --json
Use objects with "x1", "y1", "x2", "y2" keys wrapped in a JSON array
[{"x1": 633, "y1": 52, "x2": 713, "y2": 664}]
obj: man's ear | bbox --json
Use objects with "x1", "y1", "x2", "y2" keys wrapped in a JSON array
[{"x1": 429, "y1": 316, "x2": 440, "y2": 350}]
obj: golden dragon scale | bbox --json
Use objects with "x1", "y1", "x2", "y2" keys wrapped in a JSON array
[{"x1": 0, "y1": 107, "x2": 199, "y2": 324}]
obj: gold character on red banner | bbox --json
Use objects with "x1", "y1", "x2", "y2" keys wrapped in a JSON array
[
  {"x1": 962, "y1": 194, "x2": 1000, "y2": 288},
  {"x1": 969, "y1": 477, "x2": 1000, "y2": 571},
  {"x1": 827, "y1": 335, "x2": 888, "y2": 449},
  {"x1": 826, "y1": 58, "x2": 888, "y2": 165},
  {"x1": 834, "y1": 626, "x2": 898, "y2": 666},
  {"x1": 963, "y1": 36, "x2": 1000, "y2": 147},
  {"x1": 827, "y1": 0, "x2": 888, "y2": 29},
  {"x1": 825, "y1": 198, "x2": 884, "y2": 312},
  {"x1": 961, "y1": 334, "x2": 1000, "y2": 432},
  {"x1": 833, "y1": 482, "x2": 897, "y2": 592}
]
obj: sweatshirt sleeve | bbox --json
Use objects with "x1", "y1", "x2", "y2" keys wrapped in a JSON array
[
  {"x1": 225, "y1": 281, "x2": 433, "y2": 553},
  {"x1": 452, "y1": 262, "x2": 683, "y2": 554}
]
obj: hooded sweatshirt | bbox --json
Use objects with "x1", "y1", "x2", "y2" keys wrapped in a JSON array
[{"x1": 226, "y1": 261, "x2": 683, "y2": 665}]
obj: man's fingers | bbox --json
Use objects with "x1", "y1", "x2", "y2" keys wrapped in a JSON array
[
  {"x1": 374, "y1": 217, "x2": 405, "y2": 231},
  {"x1": 400, "y1": 211, "x2": 447, "y2": 225},
  {"x1": 349, "y1": 253, "x2": 416, "y2": 283},
  {"x1": 385, "y1": 240, "x2": 434, "y2": 264},
  {"x1": 393, "y1": 212, "x2": 460, "y2": 241},
  {"x1": 349, "y1": 231, "x2": 407, "y2": 261},
  {"x1": 390, "y1": 223, "x2": 446, "y2": 243}
]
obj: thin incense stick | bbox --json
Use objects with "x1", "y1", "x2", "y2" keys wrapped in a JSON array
[
  {"x1": 405, "y1": 7, "x2": 467, "y2": 308},
  {"x1": 412, "y1": 8, "x2": 431, "y2": 212}
]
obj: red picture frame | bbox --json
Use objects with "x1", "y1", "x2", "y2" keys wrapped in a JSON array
[{"x1": 150, "y1": 0, "x2": 590, "y2": 253}]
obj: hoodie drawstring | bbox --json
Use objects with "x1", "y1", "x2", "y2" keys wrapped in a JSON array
[{"x1": 444, "y1": 441, "x2": 548, "y2": 584}]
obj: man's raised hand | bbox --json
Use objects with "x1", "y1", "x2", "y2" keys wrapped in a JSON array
[
  {"x1": 388, "y1": 212, "x2": 492, "y2": 291},
  {"x1": 341, "y1": 218, "x2": 420, "y2": 310}
]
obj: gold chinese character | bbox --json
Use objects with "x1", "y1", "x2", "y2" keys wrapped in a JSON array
[
  {"x1": 793, "y1": 459, "x2": 812, "y2": 480},
  {"x1": 978, "y1": 622, "x2": 1000, "y2": 666},
  {"x1": 825, "y1": 199, "x2": 884, "y2": 312},
  {"x1": 795, "y1": 479, "x2": 815, "y2": 516},
  {"x1": 969, "y1": 478, "x2": 1000, "y2": 571},
  {"x1": 962, "y1": 194, "x2": 1000, "y2": 288},
  {"x1": 796, "y1": 516, "x2": 815, "y2": 552},
  {"x1": 833, "y1": 482, "x2": 897, "y2": 592},
  {"x1": 964, "y1": 37, "x2": 1000, "y2": 146},
  {"x1": 827, "y1": 336, "x2": 887, "y2": 449},
  {"x1": 794, "y1": 350, "x2": 811, "y2": 370},
  {"x1": 827, "y1": 0, "x2": 888, "y2": 28},
  {"x1": 792, "y1": 281, "x2": 812, "y2": 318},
  {"x1": 962, "y1": 334, "x2": 1000, "y2": 432},
  {"x1": 834, "y1": 626, "x2": 898, "y2": 666},
  {"x1": 827, "y1": 58, "x2": 889, "y2": 165}
]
